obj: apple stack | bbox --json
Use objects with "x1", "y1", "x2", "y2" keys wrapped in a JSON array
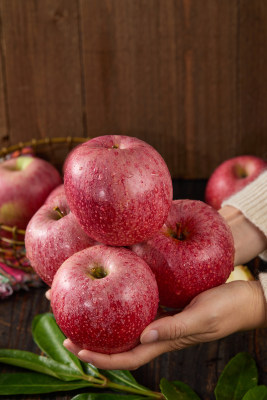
[{"x1": 24, "y1": 135, "x2": 235, "y2": 355}]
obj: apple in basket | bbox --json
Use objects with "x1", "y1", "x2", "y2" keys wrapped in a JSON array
[
  {"x1": 51, "y1": 245, "x2": 159, "y2": 354},
  {"x1": 205, "y1": 155, "x2": 267, "y2": 210},
  {"x1": 0, "y1": 155, "x2": 62, "y2": 229},
  {"x1": 64, "y1": 135, "x2": 173, "y2": 246},
  {"x1": 132, "y1": 199, "x2": 235, "y2": 309},
  {"x1": 25, "y1": 191, "x2": 96, "y2": 286}
]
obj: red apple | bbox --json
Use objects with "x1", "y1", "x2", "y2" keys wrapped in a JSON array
[
  {"x1": 51, "y1": 245, "x2": 159, "y2": 354},
  {"x1": 205, "y1": 155, "x2": 267, "y2": 210},
  {"x1": 45, "y1": 184, "x2": 65, "y2": 204},
  {"x1": 25, "y1": 192, "x2": 96, "y2": 286},
  {"x1": 0, "y1": 155, "x2": 62, "y2": 229},
  {"x1": 132, "y1": 199, "x2": 235, "y2": 309},
  {"x1": 64, "y1": 135, "x2": 173, "y2": 246}
]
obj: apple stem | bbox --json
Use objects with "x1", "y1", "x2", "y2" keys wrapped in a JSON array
[
  {"x1": 176, "y1": 222, "x2": 185, "y2": 241},
  {"x1": 53, "y1": 206, "x2": 65, "y2": 219},
  {"x1": 234, "y1": 164, "x2": 247, "y2": 178},
  {"x1": 89, "y1": 266, "x2": 107, "y2": 279}
]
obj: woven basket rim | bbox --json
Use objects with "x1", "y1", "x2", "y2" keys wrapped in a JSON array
[{"x1": 0, "y1": 136, "x2": 89, "y2": 157}]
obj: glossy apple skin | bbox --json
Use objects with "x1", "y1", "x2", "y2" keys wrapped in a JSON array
[
  {"x1": 0, "y1": 156, "x2": 62, "y2": 229},
  {"x1": 64, "y1": 135, "x2": 173, "y2": 246},
  {"x1": 25, "y1": 193, "x2": 95, "y2": 286},
  {"x1": 205, "y1": 155, "x2": 267, "y2": 210},
  {"x1": 132, "y1": 199, "x2": 235, "y2": 309},
  {"x1": 45, "y1": 184, "x2": 65, "y2": 204},
  {"x1": 51, "y1": 245, "x2": 159, "y2": 354}
]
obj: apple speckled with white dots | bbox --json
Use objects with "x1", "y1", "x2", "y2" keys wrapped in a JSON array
[
  {"x1": 64, "y1": 135, "x2": 173, "y2": 246},
  {"x1": 25, "y1": 192, "x2": 96, "y2": 286},
  {"x1": 132, "y1": 199, "x2": 235, "y2": 309},
  {"x1": 51, "y1": 245, "x2": 159, "y2": 354}
]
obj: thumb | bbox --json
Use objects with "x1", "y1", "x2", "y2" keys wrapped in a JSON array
[{"x1": 140, "y1": 310, "x2": 200, "y2": 344}]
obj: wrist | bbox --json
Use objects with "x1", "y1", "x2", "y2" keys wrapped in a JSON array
[
  {"x1": 219, "y1": 205, "x2": 267, "y2": 265},
  {"x1": 245, "y1": 280, "x2": 267, "y2": 329},
  {"x1": 227, "y1": 280, "x2": 267, "y2": 331}
]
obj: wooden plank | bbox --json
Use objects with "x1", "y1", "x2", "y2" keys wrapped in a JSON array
[
  {"x1": 79, "y1": 0, "x2": 183, "y2": 176},
  {"x1": 182, "y1": 0, "x2": 239, "y2": 178},
  {"x1": 0, "y1": 8, "x2": 9, "y2": 146},
  {"x1": 79, "y1": 0, "x2": 239, "y2": 178},
  {"x1": 1, "y1": 0, "x2": 266, "y2": 177},
  {"x1": 0, "y1": 0, "x2": 84, "y2": 144},
  {"x1": 238, "y1": 0, "x2": 267, "y2": 157}
]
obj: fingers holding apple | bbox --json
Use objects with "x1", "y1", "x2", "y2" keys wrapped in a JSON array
[
  {"x1": 62, "y1": 280, "x2": 267, "y2": 371},
  {"x1": 49, "y1": 199, "x2": 235, "y2": 360},
  {"x1": 62, "y1": 337, "x2": 170, "y2": 371},
  {"x1": 45, "y1": 289, "x2": 51, "y2": 300},
  {"x1": 23, "y1": 136, "x2": 256, "y2": 362}
]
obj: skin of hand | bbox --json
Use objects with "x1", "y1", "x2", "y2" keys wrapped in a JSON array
[
  {"x1": 62, "y1": 280, "x2": 267, "y2": 370},
  {"x1": 218, "y1": 206, "x2": 267, "y2": 265},
  {"x1": 46, "y1": 205, "x2": 267, "y2": 370}
]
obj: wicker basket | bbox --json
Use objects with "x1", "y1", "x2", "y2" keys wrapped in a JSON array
[{"x1": 0, "y1": 136, "x2": 89, "y2": 272}]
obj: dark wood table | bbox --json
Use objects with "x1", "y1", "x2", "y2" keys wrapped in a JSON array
[{"x1": 1, "y1": 180, "x2": 266, "y2": 400}]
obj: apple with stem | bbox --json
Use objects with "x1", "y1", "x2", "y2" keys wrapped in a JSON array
[
  {"x1": 51, "y1": 244, "x2": 159, "y2": 354},
  {"x1": 64, "y1": 135, "x2": 173, "y2": 246},
  {"x1": 0, "y1": 155, "x2": 62, "y2": 229},
  {"x1": 132, "y1": 199, "x2": 235, "y2": 309},
  {"x1": 25, "y1": 192, "x2": 96, "y2": 286},
  {"x1": 205, "y1": 155, "x2": 267, "y2": 210}
]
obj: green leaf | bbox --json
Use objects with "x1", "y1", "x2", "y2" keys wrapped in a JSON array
[
  {"x1": 0, "y1": 373, "x2": 93, "y2": 395},
  {"x1": 71, "y1": 394, "x2": 146, "y2": 400},
  {"x1": 0, "y1": 349, "x2": 84, "y2": 381},
  {"x1": 32, "y1": 313, "x2": 83, "y2": 373},
  {"x1": 242, "y1": 385, "x2": 267, "y2": 400},
  {"x1": 101, "y1": 369, "x2": 138, "y2": 384},
  {"x1": 215, "y1": 352, "x2": 258, "y2": 400},
  {"x1": 160, "y1": 377, "x2": 182, "y2": 399},
  {"x1": 100, "y1": 369, "x2": 148, "y2": 391},
  {"x1": 171, "y1": 380, "x2": 201, "y2": 399},
  {"x1": 82, "y1": 362, "x2": 100, "y2": 378}
]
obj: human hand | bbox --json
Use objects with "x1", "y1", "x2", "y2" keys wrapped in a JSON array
[
  {"x1": 219, "y1": 206, "x2": 267, "y2": 265},
  {"x1": 46, "y1": 205, "x2": 267, "y2": 370},
  {"x1": 63, "y1": 280, "x2": 267, "y2": 370}
]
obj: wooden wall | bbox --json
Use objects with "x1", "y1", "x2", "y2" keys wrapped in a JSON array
[{"x1": 0, "y1": 0, "x2": 267, "y2": 178}]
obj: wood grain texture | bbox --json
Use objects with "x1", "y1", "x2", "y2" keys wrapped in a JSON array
[
  {"x1": 0, "y1": 0, "x2": 267, "y2": 177},
  {"x1": 0, "y1": 7, "x2": 8, "y2": 146},
  {"x1": 0, "y1": 0, "x2": 84, "y2": 143},
  {"x1": 79, "y1": 0, "x2": 240, "y2": 178},
  {"x1": 238, "y1": 0, "x2": 267, "y2": 157}
]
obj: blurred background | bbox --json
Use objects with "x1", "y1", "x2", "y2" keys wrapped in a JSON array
[{"x1": 0, "y1": 0, "x2": 266, "y2": 179}]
